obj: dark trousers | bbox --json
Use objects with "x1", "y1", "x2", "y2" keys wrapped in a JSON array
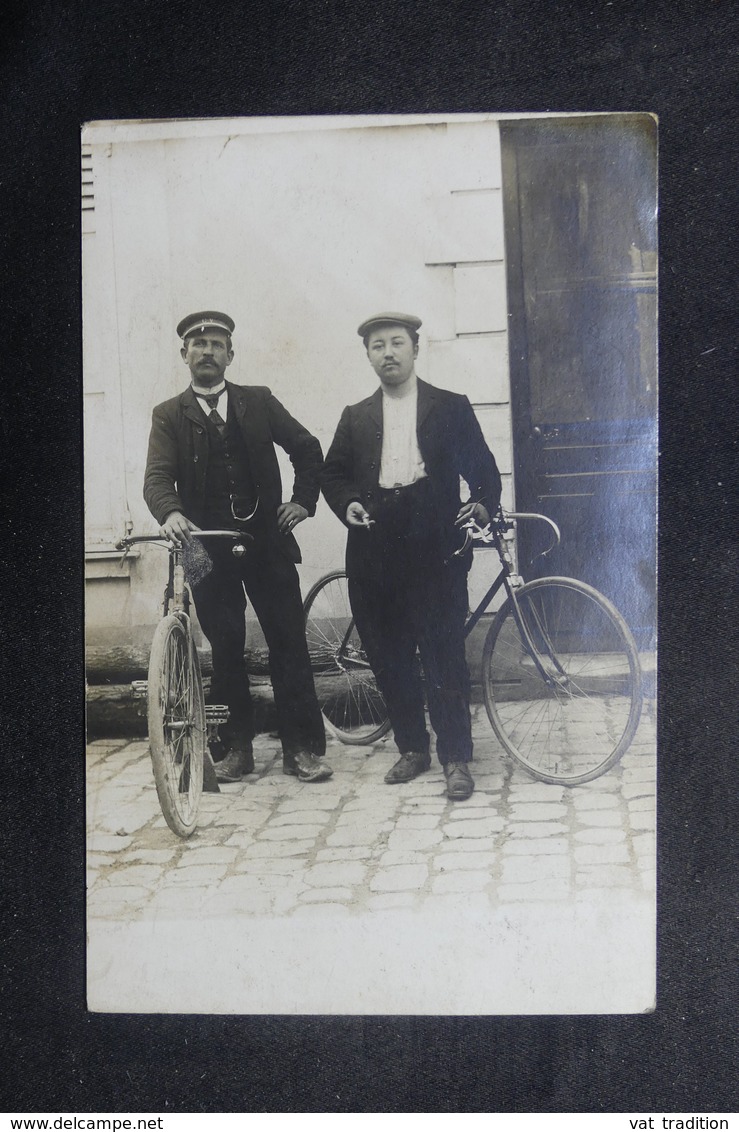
[
  {"x1": 189, "y1": 541, "x2": 325, "y2": 759},
  {"x1": 347, "y1": 482, "x2": 473, "y2": 765}
]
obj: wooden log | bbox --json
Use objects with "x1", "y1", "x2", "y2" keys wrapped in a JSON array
[
  {"x1": 86, "y1": 684, "x2": 148, "y2": 739},
  {"x1": 85, "y1": 644, "x2": 271, "y2": 683},
  {"x1": 86, "y1": 618, "x2": 493, "y2": 684},
  {"x1": 86, "y1": 681, "x2": 279, "y2": 740}
]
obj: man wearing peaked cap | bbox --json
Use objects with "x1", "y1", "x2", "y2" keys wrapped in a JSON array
[
  {"x1": 176, "y1": 311, "x2": 236, "y2": 339},
  {"x1": 143, "y1": 311, "x2": 332, "y2": 783},
  {"x1": 322, "y1": 312, "x2": 502, "y2": 801}
]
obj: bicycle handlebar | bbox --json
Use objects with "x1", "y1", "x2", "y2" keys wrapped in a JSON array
[
  {"x1": 454, "y1": 510, "x2": 561, "y2": 558},
  {"x1": 115, "y1": 530, "x2": 246, "y2": 551},
  {"x1": 504, "y1": 511, "x2": 561, "y2": 551}
]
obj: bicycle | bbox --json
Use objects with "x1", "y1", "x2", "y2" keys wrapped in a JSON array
[
  {"x1": 303, "y1": 510, "x2": 643, "y2": 786},
  {"x1": 116, "y1": 528, "x2": 247, "y2": 836}
]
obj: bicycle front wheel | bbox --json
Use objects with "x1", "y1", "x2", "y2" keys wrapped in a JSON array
[
  {"x1": 482, "y1": 577, "x2": 642, "y2": 785},
  {"x1": 303, "y1": 571, "x2": 391, "y2": 745},
  {"x1": 147, "y1": 613, "x2": 206, "y2": 837}
]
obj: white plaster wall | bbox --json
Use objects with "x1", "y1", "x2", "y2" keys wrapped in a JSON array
[{"x1": 83, "y1": 117, "x2": 513, "y2": 640}]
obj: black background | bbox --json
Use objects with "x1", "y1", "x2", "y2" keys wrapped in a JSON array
[{"x1": 2, "y1": 0, "x2": 736, "y2": 1114}]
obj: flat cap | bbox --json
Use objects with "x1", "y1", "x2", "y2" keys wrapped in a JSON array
[
  {"x1": 177, "y1": 310, "x2": 235, "y2": 339},
  {"x1": 357, "y1": 311, "x2": 422, "y2": 338}
]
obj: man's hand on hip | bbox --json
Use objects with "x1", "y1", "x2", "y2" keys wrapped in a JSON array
[
  {"x1": 160, "y1": 511, "x2": 201, "y2": 544},
  {"x1": 277, "y1": 501, "x2": 309, "y2": 534}
]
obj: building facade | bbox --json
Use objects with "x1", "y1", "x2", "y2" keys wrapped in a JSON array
[{"x1": 83, "y1": 113, "x2": 656, "y2": 677}]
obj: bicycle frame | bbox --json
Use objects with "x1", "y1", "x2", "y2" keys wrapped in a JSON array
[
  {"x1": 461, "y1": 513, "x2": 569, "y2": 691},
  {"x1": 167, "y1": 544, "x2": 188, "y2": 615},
  {"x1": 326, "y1": 511, "x2": 569, "y2": 687},
  {"x1": 116, "y1": 529, "x2": 249, "y2": 810},
  {"x1": 304, "y1": 507, "x2": 642, "y2": 776},
  {"x1": 334, "y1": 620, "x2": 373, "y2": 672},
  {"x1": 119, "y1": 529, "x2": 248, "y2": 620}
]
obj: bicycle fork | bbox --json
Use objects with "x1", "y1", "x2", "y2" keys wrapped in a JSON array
[{"x1": 467, "y1": 565, "x2": 570, "y2": 694}]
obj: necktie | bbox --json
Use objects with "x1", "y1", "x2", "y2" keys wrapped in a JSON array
[{"x1": 204, "y1": 392, "x2": 226, "y2": 435}]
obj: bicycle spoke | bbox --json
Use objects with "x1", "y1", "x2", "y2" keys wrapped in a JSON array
[
  {"x1": 484, "y1": 579, "x2": 641, "y2": 784},
  {"x1": 307, "y1": 617, "x2": 344, "y2": 652},
  {"x1": 504, "y1": 695, "x2": 551, "y2": 753},
  {"x1": 148, "y1": 615, "x2": 205, "y2": 835},
  {"x1": 516, "y1": 700, "x2": 562, "y2": 774},
  {"x1": 304, "y1": 572, "x2": 390, "y2": 743}
]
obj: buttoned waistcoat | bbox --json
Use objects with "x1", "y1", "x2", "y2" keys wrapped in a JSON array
[{"x1": 143, "y1": 383, "x2": 323, "y2": 563}]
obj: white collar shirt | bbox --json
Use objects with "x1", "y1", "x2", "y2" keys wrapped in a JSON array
[
  {"x1": 379, "y1": 383, "x2": 427, "y2": 488},
  {"x1": 192, "y1": 382, "x2": 227, "y2": 419}
]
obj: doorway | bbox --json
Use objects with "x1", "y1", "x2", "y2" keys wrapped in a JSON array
[{"x1": 501, "y1": 114, "x2": 657, "y2": 644}]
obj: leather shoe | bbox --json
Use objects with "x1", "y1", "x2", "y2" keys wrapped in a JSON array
[
  {"x1": 384, "y1": 751, "x2": 431, "y2": 784},
  {"x1": 215, "y1": 746, "x2": 254, "y2": 782},
  {"x1": 444, "y1": 761, "x2": 475, "y2": 801},
  {"x1": 283, "y1": 751, "x2": 333, "y2": 782}
]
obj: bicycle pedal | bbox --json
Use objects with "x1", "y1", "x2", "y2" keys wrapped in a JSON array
[
  {"x1": 131, "y1": 680, "x2": 148, "y2": 700},
  {"x1": 205, "y1": 704, "x2": 230, "y2": 724}
]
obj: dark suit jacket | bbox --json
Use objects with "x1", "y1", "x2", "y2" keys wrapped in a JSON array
[
  {"x1": 321, "y1": 378, "x2": 502, "y2": 577},
  {"x1": 143, "y1": 382, "x2": 323, "y2": 562}
]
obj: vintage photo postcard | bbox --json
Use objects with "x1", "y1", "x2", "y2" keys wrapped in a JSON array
[{"x1": 84, "y1": 112, "x2": 657, "y2": 1014}]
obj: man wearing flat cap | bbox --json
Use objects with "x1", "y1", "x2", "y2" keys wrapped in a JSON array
[
  {"x1": 322, "y1": 312, "x2": 501, "y2": 800},
  {"x1": 144, "y1": 311, "x2": 332, "y2": 783}
]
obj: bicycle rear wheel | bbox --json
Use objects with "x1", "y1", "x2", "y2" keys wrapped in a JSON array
[
  {"x1": 147, "y1": 613, "x2": 206, "y2": 836},
  {"x1": 303, "y1": 570, "x2": 391, "y2": 745},
  {"x1": 482, "y1": 577, "x2": 642, "y2": 785}
]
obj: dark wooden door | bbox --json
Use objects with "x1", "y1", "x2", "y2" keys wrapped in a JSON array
[{"x1": 501, "y1": 115, "x2": 657, "y2": 645}]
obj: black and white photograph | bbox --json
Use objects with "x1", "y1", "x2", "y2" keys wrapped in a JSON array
[{"x1": 83, "y1": 112, "x2": 658, "y2": 1014}]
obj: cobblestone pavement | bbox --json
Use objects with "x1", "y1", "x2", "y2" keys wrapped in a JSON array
[{"x1": 87, "y1": 700, "x2": 656, "y2": 923}]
